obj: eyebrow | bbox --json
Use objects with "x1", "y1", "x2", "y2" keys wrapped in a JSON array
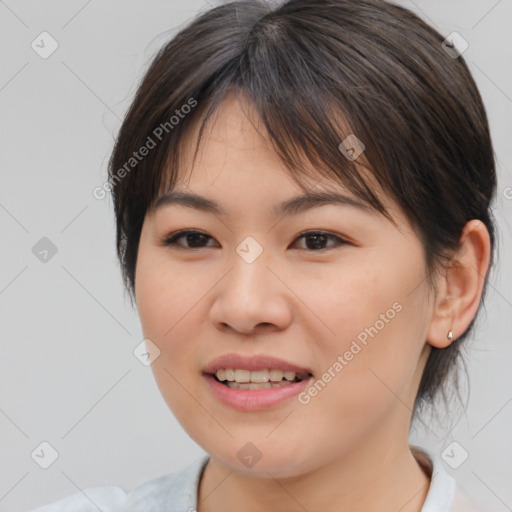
[{"x1": 152, "y1": 190, "x2": 377, "y2": 217}]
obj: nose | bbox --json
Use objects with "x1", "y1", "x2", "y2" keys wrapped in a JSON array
[{"x1": 208, "y1": 249, "x2": 293, "y2": 336}]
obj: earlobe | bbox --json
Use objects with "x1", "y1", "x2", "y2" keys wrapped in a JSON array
[
  {"x1": 426, "y1": 219, "x2": 491, "y2": 349},
  {"x1": 426, "y1": 290, "x2": 456, "y2": 349}
]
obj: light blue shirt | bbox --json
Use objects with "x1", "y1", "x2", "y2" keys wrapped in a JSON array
[{"x1": 28, "y1": 448, "x2": 488, "y2": 511}]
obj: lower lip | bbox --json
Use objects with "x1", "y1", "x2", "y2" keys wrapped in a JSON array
[{"x1": 204, "y1": 374, "x2": 312, "y2": 411}]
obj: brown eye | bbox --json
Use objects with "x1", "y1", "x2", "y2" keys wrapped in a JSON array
[
  {"x1": 161, "y1": 230, "x2": 348, "y2": 252},
  {"x1": 292, "y1": 231, "x2": 348, "y2": 251},
  {"x1": 163, "y1": 230, "x2": 217, "y2": 249}
]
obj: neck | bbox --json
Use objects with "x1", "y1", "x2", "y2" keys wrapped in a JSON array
[{"x1": 197, "y1": 431, "x2": 430, "y2": 512}]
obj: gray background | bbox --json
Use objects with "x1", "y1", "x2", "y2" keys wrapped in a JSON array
[{"x1": 0, "y1": 1, "x2": 510, "y2": 510}]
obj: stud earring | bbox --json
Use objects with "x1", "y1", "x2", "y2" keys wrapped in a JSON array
[{"x1": 447, "y1": 330, "x2": 453, "y2": 341}]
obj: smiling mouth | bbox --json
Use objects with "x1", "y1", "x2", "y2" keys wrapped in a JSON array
[{"x1": 211, "y1": 368, "x2": 312, "y2": 390}]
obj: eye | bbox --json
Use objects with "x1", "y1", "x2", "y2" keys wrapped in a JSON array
[
  {"x1": 162, "y1": 230, "x2": 218, "y2": 249},
  {"x1": 292, "y1": 231, "x2": 348, "y2": 251},
  {"x1": 161, "y1": 230, "x2": 348, "y2": 251}
]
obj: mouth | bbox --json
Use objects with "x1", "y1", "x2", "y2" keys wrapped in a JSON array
[
  {"x1": 211, "y1": 368, "x2": 312, "y2": 390},
  {"x1": 202, "y1": 353, "x2": 314, "y2": 411}
]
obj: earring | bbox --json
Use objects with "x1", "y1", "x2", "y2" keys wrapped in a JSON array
[{"x1": 447, "y1": 330, "x2": 453, "y2": 341}]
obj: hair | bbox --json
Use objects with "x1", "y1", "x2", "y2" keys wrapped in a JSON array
[{"x1": 108, "y1": 0, "x2": 497, "y2": 416}]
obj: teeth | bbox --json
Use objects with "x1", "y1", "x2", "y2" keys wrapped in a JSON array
[
  {"x1": 250, "y1": 370, "x2": 269, "y2": 383},
  {"x1": 283, "y1": 371, "x2": 296, "y2": 381},
  {"x1": 234, "y1": 369, "x2": 251, "y2": 383},
  {"x1": 269, "y1": 369, "x2": 284, "y2": 381},
  {"x1": 214, "y1": 368, "x2": 299, "y2": 384},
  {"x1": 224, "y1": 380, "x2": 295, "y2": 390}
]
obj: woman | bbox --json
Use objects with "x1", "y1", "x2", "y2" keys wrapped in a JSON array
[{"x1": 31, "y1": 0, "x2": 500, "y2": 510}]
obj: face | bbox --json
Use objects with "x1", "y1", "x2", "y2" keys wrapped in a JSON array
[{"x1": 135, "y1": 94, "x2": 434, "y2": 478}]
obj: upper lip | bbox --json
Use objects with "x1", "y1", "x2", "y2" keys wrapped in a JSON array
[{"x1": 203, "y1": 353, "x2": 313, "y2": 376}]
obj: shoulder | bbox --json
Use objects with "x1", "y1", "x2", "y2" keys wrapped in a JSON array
[
  {"x1": 451, "y1": 485, "x2": 483, "y2": 512},
  {"x1": 123, "y1": 455, "x2": 208, "y2": 511},
  {"x1": 28, "y1": 456, "x2": 209, "y2": 512},
  {"x1": 28, "y1": 485, "x2": 128, "y2": 512}
]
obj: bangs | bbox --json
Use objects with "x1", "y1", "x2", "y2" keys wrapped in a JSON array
[
  {"x1": 158, "y1": 88, "x2": 393, "y2": 224},
  {"x1": 152, "y1": 15, "x2": 398, "y2": 226}
]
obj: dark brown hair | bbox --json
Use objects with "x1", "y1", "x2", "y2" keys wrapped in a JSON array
[{"x1": 108, "y1": 0, "x2": 497, "y2": 415}]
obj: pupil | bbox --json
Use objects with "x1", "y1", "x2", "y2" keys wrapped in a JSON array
[
  {"x1": 307, "y1": 234, "x2": 326, "y2": 250},
  {"x1": 187, "y1": 233, "x2": 207, "y2": 247}
]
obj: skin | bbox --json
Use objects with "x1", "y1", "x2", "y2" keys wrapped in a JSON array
[{"x1": 134, "y1": 93, "x2": 491, "y2": 512}]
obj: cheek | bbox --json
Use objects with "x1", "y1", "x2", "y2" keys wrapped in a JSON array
[
  {"x1": 306, "y1": 247, "x2": 429, "y2": 411},
  {"x1": 135, "y1": 247, "x2": 221, "y2": 392},
  {"x1": 135, "y1": 247, "x2": 203, "y2": 342},
  {"x1": 135, "y1": 252, "x2": 210, "y2": 433}
]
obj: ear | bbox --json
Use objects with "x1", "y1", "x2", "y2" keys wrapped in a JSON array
[{"x1": 426, "y1": 219, "x2": 491, "y2": 349}]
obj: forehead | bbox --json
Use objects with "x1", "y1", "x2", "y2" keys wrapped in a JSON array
[{"x1": 155, "y1": 93, "x2": 407, "y2": 231}]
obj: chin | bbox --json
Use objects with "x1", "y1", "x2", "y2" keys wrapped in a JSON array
[{"x1": 206, "y1": 443, "x2": 322, "y2": 479}]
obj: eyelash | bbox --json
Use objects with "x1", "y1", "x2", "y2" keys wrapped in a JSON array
[{"x1": 161, "y1": 230, "x2": 349, "y2": 252}]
